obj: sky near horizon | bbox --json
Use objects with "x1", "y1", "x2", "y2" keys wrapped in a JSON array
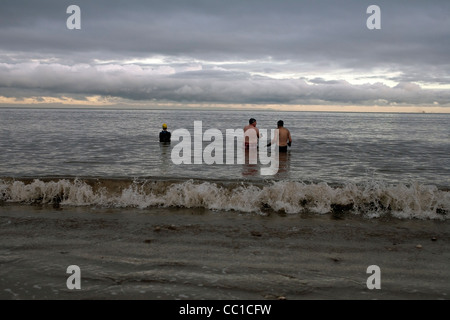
[{"x1": 1, "y1": 0, "x2": 449, "y2": 112}]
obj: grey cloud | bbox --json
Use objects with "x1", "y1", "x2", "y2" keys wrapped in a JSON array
[
  {"x1": 0, "y1": 0, "x2": 449, "y2": 107},
  {"x1": 1, "y1": 61, "x2": 449, "y2": 106},
  {"x1": 2, "y1": 1, "x2": 449, "y2": 65}
]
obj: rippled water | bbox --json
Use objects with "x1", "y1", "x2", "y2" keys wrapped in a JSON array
[{"x1": 1, "y1": 108, "x2": 448, "y2": 187}]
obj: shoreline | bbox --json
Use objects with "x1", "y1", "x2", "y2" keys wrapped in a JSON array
[{"x1": 0, "y1": 205, "x2": 449, "y2": 300}]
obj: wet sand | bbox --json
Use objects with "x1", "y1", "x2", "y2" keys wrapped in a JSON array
[{"x1": 0, "y1": 204, "x2": 449, "y2": 300}]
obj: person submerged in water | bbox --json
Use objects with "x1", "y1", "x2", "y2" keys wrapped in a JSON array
[
  {"x1": 267, "y1": 120, "x2": 292, "y2": 152},
  {"x1": 159, "y1": 123, "x2": 171, "y2": 143}
]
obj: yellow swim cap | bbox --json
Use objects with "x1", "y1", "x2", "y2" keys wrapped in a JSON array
[{"x1": 162, "y1": 123, "x2": 167, "y2": 129}]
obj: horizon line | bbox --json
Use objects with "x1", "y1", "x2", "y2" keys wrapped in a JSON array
[{"x1": 1, "y1": 104, "x2": 449, "y2": 114}]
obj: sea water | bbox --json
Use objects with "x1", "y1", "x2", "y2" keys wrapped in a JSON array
[{"x1": 0, "y1": 107, "x2": 449, "y2": 219}]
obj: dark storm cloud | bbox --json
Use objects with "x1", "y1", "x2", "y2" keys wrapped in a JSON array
[
  {"x1": 0, "y1": 0, "x2": 449, "y2": 106},
  {"x1": 1, "y1": 0, "x2": 447, "y2": 66}
]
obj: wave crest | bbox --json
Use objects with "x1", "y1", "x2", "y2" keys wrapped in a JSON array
[{"x1": 0, "y1": 178, "x2": 448, "y2": 220}]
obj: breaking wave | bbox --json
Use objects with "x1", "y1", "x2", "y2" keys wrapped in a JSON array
[{"x1": 0, "y1": 177, "x2": 449, "y2": 220}]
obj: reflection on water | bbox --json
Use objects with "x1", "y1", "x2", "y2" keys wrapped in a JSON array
[
  {"x1": 158, "y1": 142, "x2": 172, "y2": 174},
  {"x1": 242, "y1": 147, "x2": 259, "y2": 177},
  {"x1": 276, "y1": 150, "x2": 291, "y2": 178},
  {"x1": 241, "y1": 147, "x2": 291, "y2": 178}
]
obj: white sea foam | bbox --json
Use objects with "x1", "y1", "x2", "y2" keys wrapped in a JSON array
[{"x1": 0, "y1": 178, "x2": 448, "y2": 220}]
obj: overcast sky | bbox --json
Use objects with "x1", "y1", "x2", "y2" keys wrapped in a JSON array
[{"x1": 1, "y1": 0, "x2": 449, "y2": 111}]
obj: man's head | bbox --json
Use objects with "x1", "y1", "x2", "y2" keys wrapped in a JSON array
[
  {"x1": 277, "y1": 120, "x2": 284, "y2": 127},
  {"x1": 249, "y1": 118, "x2": 257, "y2": 126},
  {"x1": 162, "y1": 123, "x2": 168, "y2": 130}
]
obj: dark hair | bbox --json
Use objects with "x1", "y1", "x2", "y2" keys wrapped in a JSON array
[
  {"x1": 277, "y1": 120, "x2": 284, "y2": 127},
  {"x1": 249, "y1": 118, "x2": 256, "y2": 124}
]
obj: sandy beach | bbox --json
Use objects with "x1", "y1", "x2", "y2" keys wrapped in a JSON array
[{"x1": 0, "y1": 204, "x2": 448, "y2": 300}]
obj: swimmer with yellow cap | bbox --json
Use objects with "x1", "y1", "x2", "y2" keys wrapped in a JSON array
[{"x1": 159, "y1": 123, "x2": 171, "y2": 143}]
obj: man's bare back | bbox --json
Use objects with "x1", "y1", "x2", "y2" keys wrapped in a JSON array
[
  {"x1": 268, "y1": 120, "x2": 292, "y2": 151},
  {"x1": 277, "y1": 127, "x2": 292, "y2": 147}
]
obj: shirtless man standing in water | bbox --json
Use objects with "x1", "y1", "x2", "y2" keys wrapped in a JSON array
[
  {"x1": 268, "y1": 120, "x2": 292, "y2": 152},
  {"x1": 243, "y1": 118, "x2": 260, "y2": 149}
]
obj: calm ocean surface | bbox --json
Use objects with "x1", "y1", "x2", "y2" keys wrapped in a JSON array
[
  {"x1": 1, "y1": 108, "x2": 448, "y2": 185},
  {"x1": 1, "y1": 108, "x2": 449, "y2": 218}
]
